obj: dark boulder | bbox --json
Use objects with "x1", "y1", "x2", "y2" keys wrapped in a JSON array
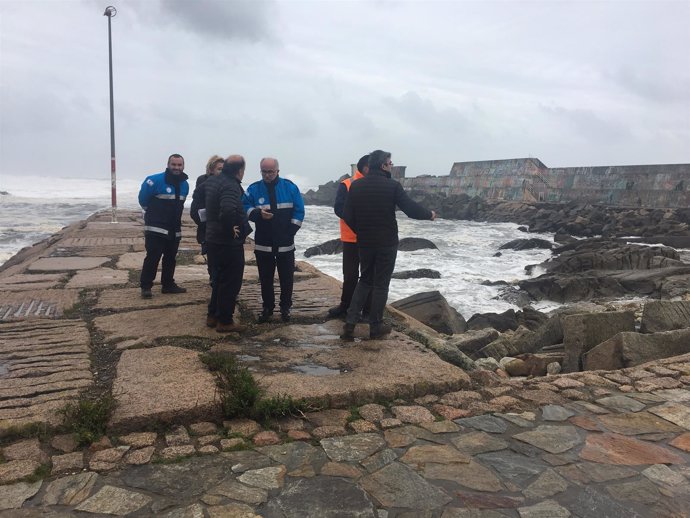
[
  {"x1": 467, "y1": 309, "x2": 519, "y2": 332},
  {"x1": 391, "y1": 269, "x2": 441, "y2": 280},
  {"x1": 447, "y1": 328, "x2": 500, "y2": 356},
  {"x1": 397, "y1": 237, "x2": 438, "y2": 251},
  {"x1": 391, "y1": 290, "x2": 466, "y2": 335},
  {"x1": 584, "y1": 328, "x2": 690, "y2": 370},
  {"x1": 499, "y1": 238, "x2": 553, "y2": 251},
  {"x1": 640, "y1": 300, "x2": 690, "y2": 333},
  {"x1": 304, "y1": 239, "x2": 343, "y2": 258},
  {"x1": 562, "y1": 311, "x2": 636, "y2": 372}
]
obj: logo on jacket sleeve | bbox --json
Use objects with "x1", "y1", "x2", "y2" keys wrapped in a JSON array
[
  {"x1": 146, "y1": 179, "x2": 154, "y2": 186},
  {"x1": 259, "y1": 197, "x2": 265, "y2": 204},
  {"x1": 166, "y1": 187, "x2": 172, "y2": 193}
]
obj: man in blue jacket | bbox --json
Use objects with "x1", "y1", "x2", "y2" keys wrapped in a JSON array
[
  {"x1": 243, "y1": 157, "x2": 305, "y2": 322},
  {"x1": 138, "y1": 154, "x2": 189, "y2": 299}
]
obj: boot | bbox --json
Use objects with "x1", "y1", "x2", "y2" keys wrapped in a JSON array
[
  {"x1": 369, "y1": 323, "x2": 392, "y2": 340},
  {"x1": 162, "y1": 283, "x2": 187, "y2": 294},
  {"x1": 216, "y1": 322, "x2": 246, "y2": 333},
  {"x1": 327, "y1": 304, "x2": 347, "y2": 318},
  {"x1": 206, "y1": 316, "x2": 217, "y2": 328},
  {"x1": 141, "y1": 288, "x2": 153, "y2": 299},
  {"x1": 340, "y1": 323, "x2": 356, "y2": 342},
  {"x1": 257, "y1": 309, "x2": 273, "y2": 323}
]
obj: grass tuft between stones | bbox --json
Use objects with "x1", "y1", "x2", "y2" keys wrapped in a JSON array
[
  {"x1": 200, "y1": 351, "x2": 312, "y2": 423},
  {"x1": 61, "y1": 394, "x2": 115, "y2": 446},
  {"x1": 23, "y1": 463, "x2": 51, "y2": 483},
  {"x1": 0, "y1": 422, "x2": 52, "y2": 445}
]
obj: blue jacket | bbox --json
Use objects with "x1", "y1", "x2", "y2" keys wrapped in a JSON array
[
  {"x1": 138, "y1": 169, "x2": 189, "y2": 240},
  {"x1": 242, "y1": 176, "x2": 305, "y2": 253}
]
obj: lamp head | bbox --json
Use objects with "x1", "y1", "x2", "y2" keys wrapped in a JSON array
[{"x1": 103, "y1": 6, "x2": 117, "y2": 17}]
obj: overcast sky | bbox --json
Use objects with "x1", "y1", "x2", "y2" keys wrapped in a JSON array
[{"x1": 1, "y1": 0, "x2": 689, "y2": 191}]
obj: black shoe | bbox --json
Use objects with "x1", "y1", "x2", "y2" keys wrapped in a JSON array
[
  {"x1": 281, "y1": 310, "x2": 291, "y2": 323},
  {"x1": 257, "y1": 309, "x2": 273, "y2": 323},
  {"x1": 340, "y1": 323, "x2": 355, "y2": 342},
  {"x1": 141, "y1": 288, "x2": 153, "y2": 299},
  {"x1": 327, "y1": 305, "x2": 347, "y2": 318},
  {"x1": 162, "y1": 284, "x2": 187, "y2": 294},
  {"x1": 370, "y1": 323, "x2": 392, "y2": 340}
]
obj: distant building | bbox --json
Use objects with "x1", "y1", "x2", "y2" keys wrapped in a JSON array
[{"x1": 399, "y1": 158, "x2": 690, "y2": 208}]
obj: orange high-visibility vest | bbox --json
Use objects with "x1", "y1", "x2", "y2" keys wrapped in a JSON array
[{"x1": 339, "y1": 170, "x2": 364, "y2": 243}]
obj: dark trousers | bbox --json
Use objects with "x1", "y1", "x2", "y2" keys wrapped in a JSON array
[
  {"x1": 255, "y1": 250, "x2": 295, "y2": 311},
  {"x1": 207, "y1": 243, "x2": 245, "y2": 324},
  {"x1": 346, "y1": 245, "x2": 397, "y2": 327},
  {"x1": 341, "y1": 241, "x2": 371, "y2": 314},
  {"x1": 140, "y1": 233, "x2": 180, "y2": 289}
]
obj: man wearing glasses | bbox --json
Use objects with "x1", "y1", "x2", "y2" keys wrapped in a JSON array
[
  {"x1": 243, "y1": 157, "x2": 305, "y2": 323},
  {"x1": 340, "y1": 150, "x2": 436, "y2": 341}
]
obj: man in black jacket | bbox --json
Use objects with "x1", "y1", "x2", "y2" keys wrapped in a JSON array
[
  {"x1": 204, "y1": 155, "x2": 251, "y2": 333},
  {"x1": 341, "y1": 150, "x2": 436, "y2": 340}
]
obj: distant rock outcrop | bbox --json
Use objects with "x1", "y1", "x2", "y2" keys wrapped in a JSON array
[
  {"x1": 499, "y1": 238, "x2": 553, "y2": 251},
  {"x1": 391, "y1": 269, "x2": 441, "y2": 280},
  {"x1": 305, "y1": 237, "x2": 438, "y2": 258},
  {"x1": 304, "y1": 239, "x2": 343, "y2": 258},
  {"x1": 397, "y1": 237, "x2": 438, "y2": 251},
  {"x1": 302, "y1": 175, "x2": 347, "y2": 206}
]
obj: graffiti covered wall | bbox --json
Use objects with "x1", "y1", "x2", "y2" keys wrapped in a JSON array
[{"x1": 400, "y1": 158, "x2": 690, "y2": 208}]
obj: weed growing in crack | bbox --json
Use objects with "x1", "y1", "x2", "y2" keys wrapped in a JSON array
[
  {"x1": 200, "y1": 351, "x2": 312, "y2": 423},
  {"x1": 61, "y1": 394, "x2": 115, "y2": 446}
]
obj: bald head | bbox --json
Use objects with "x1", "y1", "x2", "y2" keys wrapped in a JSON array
[
  {"x1": 221, "y1": 154, "x2": 246, "y2": 180},
  {"x1": 260, "y1": 157, "x2": 279, "y2": 183}
]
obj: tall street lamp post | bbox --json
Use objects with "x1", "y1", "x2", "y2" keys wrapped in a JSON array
[{"x1": 104, "y1": 5, "x2": 117, "y2": 223}]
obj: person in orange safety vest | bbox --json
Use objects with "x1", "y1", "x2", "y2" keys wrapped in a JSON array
[{"x1": 327, "y1": 155, "x2": 372, "y2": 318}]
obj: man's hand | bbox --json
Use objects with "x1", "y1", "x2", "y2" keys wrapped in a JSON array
[
  {"x1": 260, "y1": 209, "x2": 274, "y2": 220},
  {"x1": 233, "y1": 225, "x2": 240, "y2": 238},
  {"x1": 430, "y1": 210, "x2": 437, "y2": 221}
]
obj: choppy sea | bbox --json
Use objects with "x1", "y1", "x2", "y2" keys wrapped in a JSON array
[{"x1": 0, "y1": 176, "x2": 556, "y2": 319}]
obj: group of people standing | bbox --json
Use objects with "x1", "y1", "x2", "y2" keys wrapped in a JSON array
[
  {"x1": 137, "y1": 153, "x2": 304, "y2": 332},
  {"x1": 137, "y1": 150, "x2": 435, "y2": 340}
]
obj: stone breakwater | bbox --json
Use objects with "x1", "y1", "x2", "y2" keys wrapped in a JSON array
[{"x1": 1, "y1": 209, "x2": 690, "y2": 516}]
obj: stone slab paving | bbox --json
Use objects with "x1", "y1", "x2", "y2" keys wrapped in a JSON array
[
  {"x1": 109, "y1": 346, "x2": 218, "y2": 431},
  {"x1": 0, "y1": 289, "x2": 79, "y2": 322},
  {"x1": 0, "y1": 273, "x2": 65, "y2": 292},
  {"x1": 64, "y1": 267, "x2": 129, "y2": 288},
  {"x1": 0, "y1": 319, "x2": 92, "y2": 433},
  {"x1": 3, "y1": 379, "x2": 689, "y2": 516},
  {"x1": 94, "y1": 283, "x2": 209, "y2": 313},
  {"x1": 27, "y1": 256, "x2": 110, "y2": 272}
]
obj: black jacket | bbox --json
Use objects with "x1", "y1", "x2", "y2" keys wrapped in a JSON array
[
  {"x1": 190, "y1": 174, "x2": 209, "y2": 244},
  {"x1": 343, "y1": 169, "x2": 433, "y2": 247},
  {"x1": 204, "y1": 172, "x2": 251, "y2": 246}
]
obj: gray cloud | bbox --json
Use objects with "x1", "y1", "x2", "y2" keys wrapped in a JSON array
[
  {"x1": 0, "y1": 0, "x2": 688, "y2": 187},
  {"x1": 607, "y1": 66, "x2": 690, "y2": 104},
  {"x1": 154, "y1": 0, "x2": 276, "y2": 42}
]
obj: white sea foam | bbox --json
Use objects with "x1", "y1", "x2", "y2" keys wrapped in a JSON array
[{"x1": 298, "y1": 206, "x2": 554, "y2": 317}]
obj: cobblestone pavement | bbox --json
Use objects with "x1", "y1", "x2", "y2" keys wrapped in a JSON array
[{"x1": 2, "y1": 355, "x2": 689, "y2": 517}]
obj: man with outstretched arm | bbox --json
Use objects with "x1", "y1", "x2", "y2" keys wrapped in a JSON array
[
  {"x1": 340, "y1": 149, "x2": 436, "y2": 340},
  {"x1": 138, "y1": 153, "x2": 189, "y2": 299},
  {"x1": 242, "y1": 157, "x2": 305, "y2": 323}
]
